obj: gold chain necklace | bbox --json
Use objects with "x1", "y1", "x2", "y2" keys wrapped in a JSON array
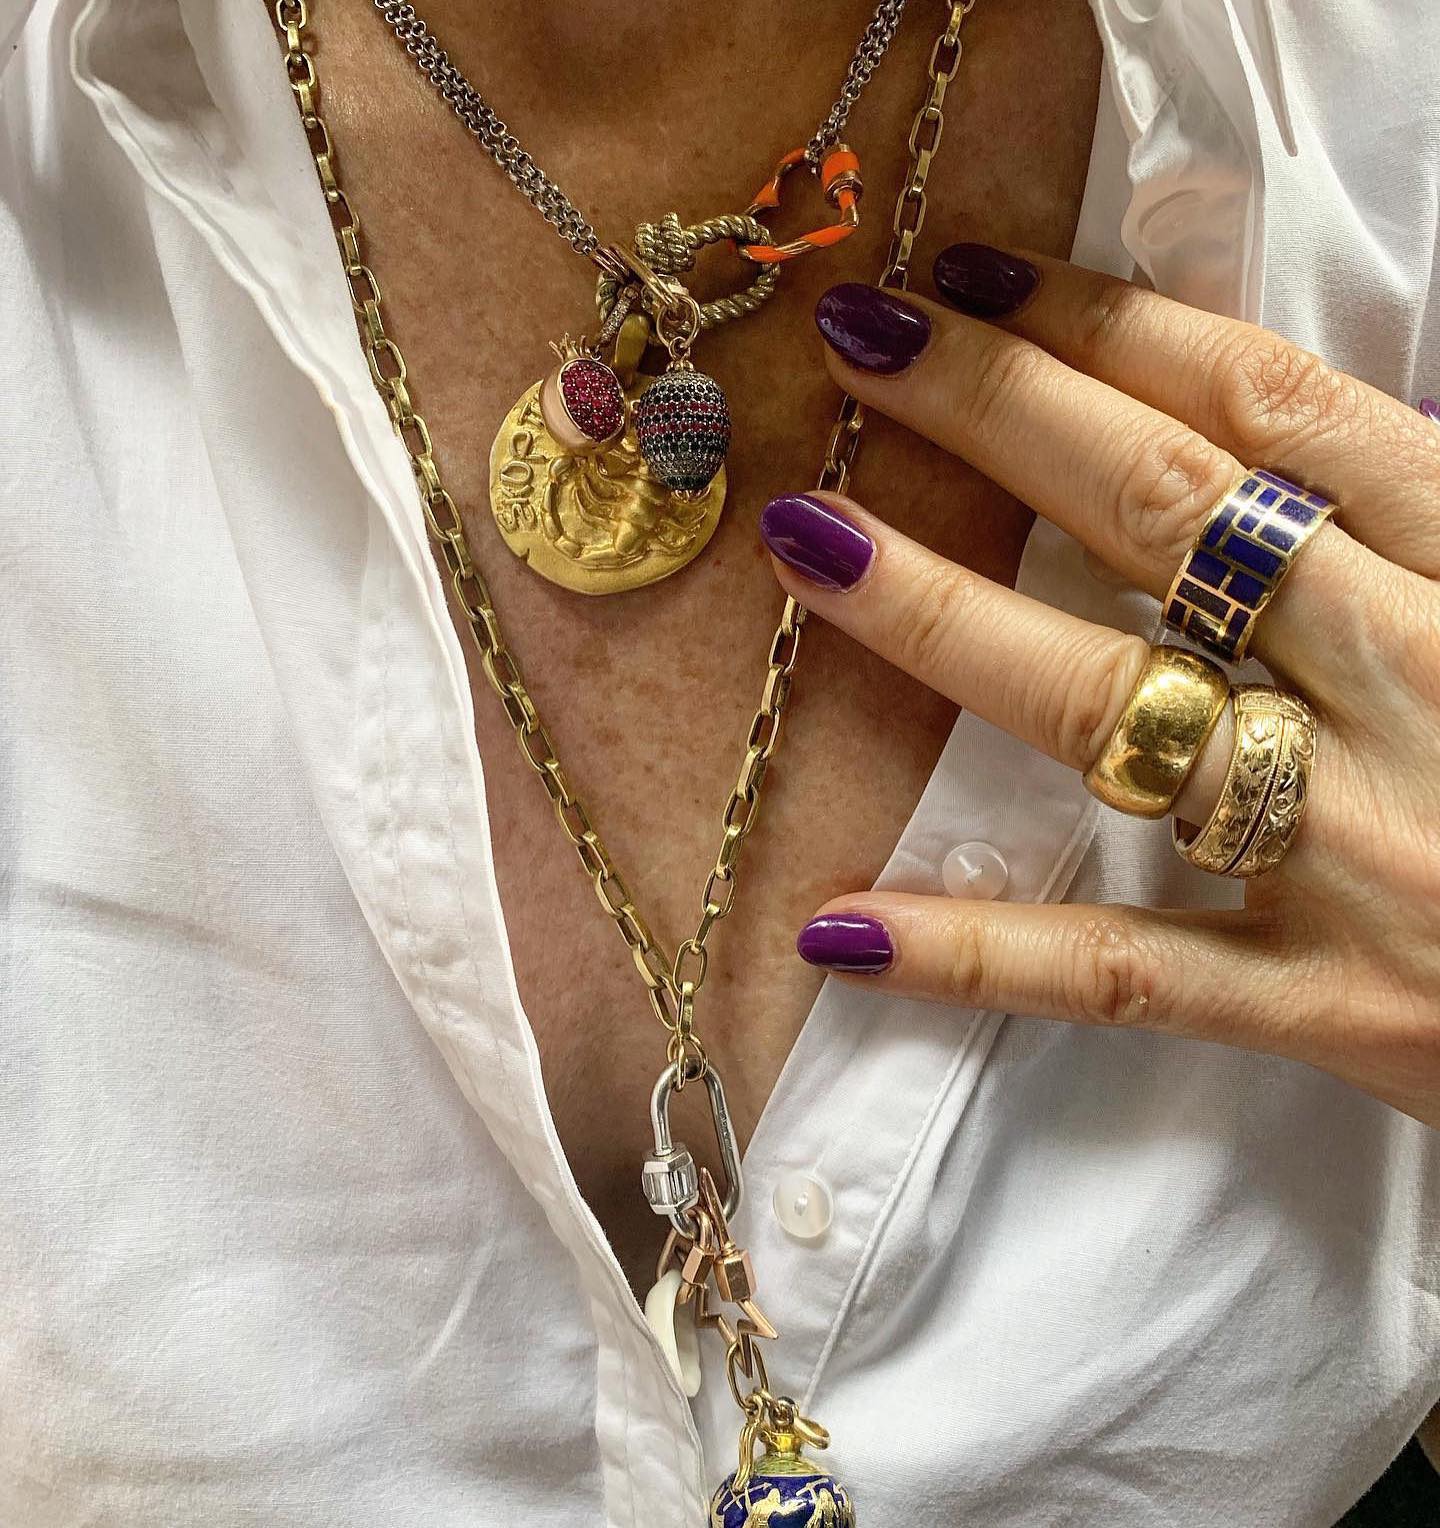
[
  {"x1": 272, "y1": 3, "x2": 977, "y2": 1515},
  {"x1": 371, "y1": 0, "x2": 906, "y2": 596}
]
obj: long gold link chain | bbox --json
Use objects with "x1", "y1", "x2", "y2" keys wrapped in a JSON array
[{"x1": 272, "y1": 0, "x2": 976, "y2": 1085}]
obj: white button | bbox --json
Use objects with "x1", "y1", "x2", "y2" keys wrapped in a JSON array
[
  {"x1": 1135, "y1": 188, "x2": 1206, "y2": 252},
  {"x1": 943, "y1": 841, "x2": 1009, "y2": 900},
  {"x1": 772, "y1": 1171, "x2": 834, "y2": 1241}
]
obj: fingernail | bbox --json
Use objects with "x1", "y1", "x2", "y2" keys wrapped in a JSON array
[
  {"x1": 1420, "y1": 397, "x2": 1440, "y2": 423},
  {"x1": 932, "y1": 242, "x2": 1040, "y2": 319},
  {"x1": 815, "y1": 282, "x2": 932, "y2": 375},
  {"x1": 759, "y1": 493, "x2": 875, "y2": 592},
  {"x1": 796, "y1": 913, "x2": 894, "y2": 974}
]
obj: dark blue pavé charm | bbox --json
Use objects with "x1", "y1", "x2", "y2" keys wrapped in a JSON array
[
  {"x1": 633, "y1": 365, "x2": 731, "y2": 496},
  {"x1": 709, "y1": 1441, "x2": 855, "y2": 1527}
]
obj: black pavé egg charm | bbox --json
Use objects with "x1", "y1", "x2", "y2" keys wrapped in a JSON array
[{"x1": 633, "y1": 365, "x2": 731, "y2": 497}]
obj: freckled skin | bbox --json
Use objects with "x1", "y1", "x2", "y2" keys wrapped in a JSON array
[{"x1": 306, "y1": 0, "x2": 1101, "y2": 1287}]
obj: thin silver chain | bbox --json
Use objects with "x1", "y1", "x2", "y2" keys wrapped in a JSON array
[
  {"x1": 371, "y1": 0, "x2": 909, "y2": 260},
  {"x1": 806, "y1": 0, "x2": 909, "y2": 163}
]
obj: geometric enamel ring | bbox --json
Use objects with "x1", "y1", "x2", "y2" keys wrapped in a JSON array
[
  {"x1": 1164, "y1": 469, "x2": 1334, "y2": 662},
  {"x1": 1084, "y1": 646, "x2": 1231, "y2": 819},
  {"x1": 1173, "y1": 685, "x2": 1318, "y2": 877}
]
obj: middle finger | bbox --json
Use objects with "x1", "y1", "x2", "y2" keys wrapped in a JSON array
[
  {"x1": 759, "y1": 490, "x2": 1236, "y2": 827},
  {"x1": 813, "y1": 282, "x2": 1378, "y2": 698}
]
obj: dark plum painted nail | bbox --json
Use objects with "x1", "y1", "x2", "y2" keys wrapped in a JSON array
[
  {"x1": 797, "y1": 914, "x2": 894, "y2": 975},
  {"x1": 759, "y1": 493, "x2": 875, "y2": 592},
  {"x1": 932, "y1": 242, "x2": 1040, "y2": 319},
  {"x1": 1420, "y1": 397, "x2": 1440, "y2": 423},
  {"x1": 815, "y1": 282, "x2": 932, "y2": 375}
]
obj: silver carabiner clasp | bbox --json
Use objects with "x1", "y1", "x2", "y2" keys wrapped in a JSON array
[{"x1": 641, "y1": 1061, "x2": 743, "y2": 1237}]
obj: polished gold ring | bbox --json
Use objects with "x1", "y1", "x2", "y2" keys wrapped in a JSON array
[
  {"x1": 1083, "y1": 646, "x2": 1231, "y2": 819},
  {"x1": 1173, "y1": 684, "x2": 1317, "y2": 878}
]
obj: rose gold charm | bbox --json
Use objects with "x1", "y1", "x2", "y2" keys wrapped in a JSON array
[{"x1": 538, "y1": 337, "x2": 627, "y2": 453}]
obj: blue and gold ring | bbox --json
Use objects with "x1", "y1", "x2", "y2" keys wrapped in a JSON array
[{"x1": 1163, "y1": 469, "x2": 1335, "y2": 663}]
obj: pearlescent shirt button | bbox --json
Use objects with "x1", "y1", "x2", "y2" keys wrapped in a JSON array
[
  {"x1": 943, "y1": 841, "x2": 1009, "y2": 900},
  {"x1": 772, "y1": 1171, "x2": 834, "y2": 1241}
]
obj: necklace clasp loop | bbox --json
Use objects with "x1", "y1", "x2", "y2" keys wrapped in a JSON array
[
  {"x1": 642, "y1": 1060, "x2": 743, "y2": 1236},
  {"x1": 734, "y1": 143, "x2": 864, "y2": 264}
]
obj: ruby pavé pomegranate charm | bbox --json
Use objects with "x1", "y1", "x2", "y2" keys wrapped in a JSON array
[
  {"x1": 632, "y1": 362, "x2": 731, "y2": 496},
  {"x1": 487, "y1": 234, "x2": 753, "y2": 593},
  {"x1": 539, "y1": 338, "x2": 628, "y2": 453},
  {"x1": 488, "y1": 307, "x2": 726, "y2": 596}
]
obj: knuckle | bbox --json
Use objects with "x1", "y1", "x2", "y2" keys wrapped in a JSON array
[
  {"x1": 941, "y1": 914, "x2": 991, "y2": 1008},
  {"x1": 1067, "y1": 915, "x2": 1157, "y2": 1027},
  {"x1": 1115, "y1": 424, "x2": 1235, "y2": 566},
  {"x1": 1070, "y1": 275, "x2": 1146, "y2": 374},
  {"x1": 963, "y1": 330, "x2": 1050, "y2": 442},
  {"x1": 891, "y1": 560, "x2": 981, "y2": 680},
  {"x1": 1221, "y1": 331, "x2": 1363, "y2": 450},
  {"x1": 1049, "y1": 635, "x2": 1149, "y2": 770}
]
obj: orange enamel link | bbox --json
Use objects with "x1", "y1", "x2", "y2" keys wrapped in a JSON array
[{"x1": 734, "y1": 145, "x2": 864, "y2": 264}]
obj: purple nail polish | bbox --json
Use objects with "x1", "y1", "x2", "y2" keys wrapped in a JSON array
[
  {"x1": 759, "y1": 493, "x2": 875, "y2": 592},
  {"x1": 815, "y1": 283, "x2": 932, "y2": 375},
  {"x1": 932, "y1": 242, "x2": 1040, "y2": 319},
  {"x1": 796, "y1": 914, "x2": 894, "y2": 975},
  {"x1": 1420, "y1": 397, "x2": 1440, "y2": 423}
]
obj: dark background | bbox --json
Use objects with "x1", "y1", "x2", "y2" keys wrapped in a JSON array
[{"x1": 1340, "y1": 1441, "x2": 1439, "y2": 1525}]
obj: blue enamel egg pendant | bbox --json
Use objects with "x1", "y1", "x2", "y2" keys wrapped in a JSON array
[{"x1": 709, "y1": 1429, "x2": 855, "y2": 1528}]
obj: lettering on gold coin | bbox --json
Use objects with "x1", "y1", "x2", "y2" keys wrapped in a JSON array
[
  {"x1": 493, "y1": 398, "x2": 547, "y2": 534},
  {"x1": 487, "y1": 378, "x2": 725, "y2": 595}
]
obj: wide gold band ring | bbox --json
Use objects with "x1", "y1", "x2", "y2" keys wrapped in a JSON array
[
  {"x1": 1173, "y1": 684, "x2": 1317, "y2": 878},
  {"x1": 1083, "y1": 646, "x2": 1230, "y2": 819}
]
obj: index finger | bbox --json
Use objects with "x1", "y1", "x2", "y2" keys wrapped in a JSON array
[
  {"x1": 931, "y1": 243, "x2": 1440, "y2": 576},
  {"x1": 813, "y1": 281, "x2": 1375, "y2": 700}
]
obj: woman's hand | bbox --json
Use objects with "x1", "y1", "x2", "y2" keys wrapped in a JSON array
[{"x1": 761, "y1": 245, "x2": 1440, "y2": 1128}]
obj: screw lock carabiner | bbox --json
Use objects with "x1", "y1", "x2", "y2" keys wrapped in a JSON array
[{"x1": 641, "y1": 1061, "x2": 744, "y2": 1237}]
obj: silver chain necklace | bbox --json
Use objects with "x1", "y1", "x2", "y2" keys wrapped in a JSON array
[{"x1": 371, "y1": 0, "x2": 909, "y2": 258}]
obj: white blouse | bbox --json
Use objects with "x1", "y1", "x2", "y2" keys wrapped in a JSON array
[{"x1": 1, "y1": 1, "x2": 1437, "y2": 1524}]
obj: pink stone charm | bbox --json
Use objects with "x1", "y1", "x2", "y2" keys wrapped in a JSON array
[{"x1": 540, "y1": 354, "x2": 626, "y2": 453}]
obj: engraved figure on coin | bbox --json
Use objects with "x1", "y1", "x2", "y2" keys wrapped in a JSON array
[{"x1": 490, "y1": 380, "x2": 725, "y2": 594}]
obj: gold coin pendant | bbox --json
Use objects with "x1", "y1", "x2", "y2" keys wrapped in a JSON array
[{"x1": 487, "y1": 375, "x2": 726, "y2": 596}]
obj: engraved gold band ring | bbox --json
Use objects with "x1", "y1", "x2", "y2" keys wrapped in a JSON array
[
  {"x1": 1173, "y1": 686, "x2": 1317, "y2": 878},
  {"x1": 1085, "y1": 648, "x2": 1317, "y2": 878}
]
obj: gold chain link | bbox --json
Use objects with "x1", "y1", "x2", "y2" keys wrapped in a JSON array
[{"x1": 272, "y1": 0, "x2": 976, "y2": 1080}]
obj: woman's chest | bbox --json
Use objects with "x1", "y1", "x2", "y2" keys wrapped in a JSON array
[{"x1": 312, "y1": 0, "x2": 1102, "y2": 1283}]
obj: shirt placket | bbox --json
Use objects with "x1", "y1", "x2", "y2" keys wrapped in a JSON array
[{"x1": 71, "y1": 1, "x2": 709, "y2": 1520}]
